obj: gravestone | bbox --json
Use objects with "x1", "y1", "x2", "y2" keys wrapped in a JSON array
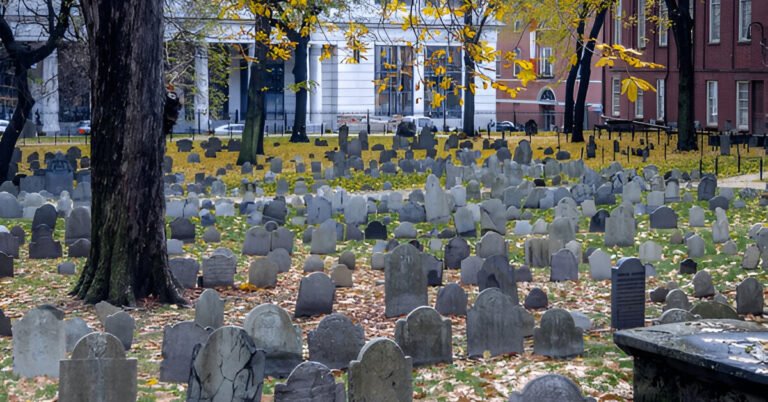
[
  {"x1": 508, "y1": 374, "x2": 593, "y2": 402},
  {"x1": 0, "y1": 308, "x2": 10, "y2": 336},
  {"x1": 243, "y1": 304, "x2": 303, "y2": 378},
  {"x1": 664, "y1": 289, "x2": 692, "y2": 311},
  {"x1": 28, "y1": 225, "x2": 62, "y2": 259},
  {"x1": 477, "y1": 231, "x2": 506, "y2": 258},
  {"x1": 550, "y1": 248, "x2": 579, "y2": 282},
  {"x1": 307, "y1": 313, "x2": 364, "y2": 370},
  {"x1": 533, "y1": 308, "x2": 584, "y2": 358},
  {"x1": 64, "y1": 318, "x2": 93, "y2": 352},
  {"x1": 274, "y1": 362, "x2": 346, "y2": 402},
  {"x1": 32, "y1": 204, "x2": 57, "y2": 231},
  {"x1": 347, "y1": 338, "x2": 413, "y2": 402},
  {"x1": 68, "y1": 238, "x2": 90, "y2": 258},
  {"x1": 649, "y1": 206, "x2": 678, "y2": 229},
  {"x1": 435, "y1": 283, "x2": 467, "y2": 316},
  {"x1": 202, "y1": 248, "x2": 237, "y2": 287},
  {"x1": 160, "y1": 321, "x2": 213, "y2": 383},
  {"x1": 242, "y1": 226, "x2": 271, "y2": 256},
  {"x1": 13, "y1": 307, "x2": 65, "y2": 377},
  {"x1": 249, "y1": 258, "x2": 279, "y2": 288},
  {"x1": 58, "y1": 333, "x2": 137, "y2": 402},
  {"x1": 736, "y1": 277, "x2": 763, "y2": 316},
  {"x1": 394, "y1": 306, "x2": 452, "y2": 366},
  {"x1": 697, "y1": 174, "x2": 717, "y2": 201},
  {"x1": 331, "y1": 264, "x2": 353, "y2": 287},
  {"x1": 385, "y1": 244, "x2": 428, "y2": 317},
  {"x1": 0, "y1": 232, "x2": 19, "y2": 258},
  {"x1": 104, "y1": 311, "x2": 135, "y2": 350},
  {"x1": 692, "y1": 270, "x2": 715, "y2": 298},
  {"x1": 467, "y1": 288, "x2": 525, "y2": 357},
  {"x1": 294, "y1": 272, "x2": 335, "y2": 318},
  {"x1": 187, "y1": 326, "x2": 266, "y2": 402},
  {"x1": 311, "y1": 220, "x2": 337, "y2": 254},
  {"x1": 169, "y1": 258, "x2": 199, "y2": 289},
  {"x1": 611, "y1": 258, "x2": 646, "y2": 330},
  {"x1": 689, "y1": 206, "x2": 705, "y2": 227},
  {"x1": 169, "y1": 217, "x2": 196, "y2": 244},
  {"x1": 524, "y1": 288, "x2": 548, "y2": 310},
  {"x1": 0, "y1": 252, "x2": 12, "y2": 277},
  {"x1": 195, "y1": 289, "x2": 225, "y2": 330},
  {"x1": 588, "y1": 249, "x2": 612, "y2": 280},
  {"x1": 364, "y1": 220, "x2": 388, "y2": 240},
  {"x1": 477, "y1": 255, "x2": 518, "y2": 302},
  {"x1": 460, "y1": 256, "x2": 483, "y2": 285}
]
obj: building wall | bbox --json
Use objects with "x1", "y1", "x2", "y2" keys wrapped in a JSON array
[{"x1": 603, "y1": 0, "x2": 768, "y2": 133}]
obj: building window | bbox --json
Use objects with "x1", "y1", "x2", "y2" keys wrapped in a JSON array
[
  {"x1": 612, "y1": 77, "x2": 621, "y2": 117},
  {"x1": 614, "y1": 0, "x2": 622, "y2": 45},
  {"x1": 658, "y1": 2, "x2": 668, "y2": 47},
  {"x1": 656, "y1": 79, "x2": 665, "y2": 121},
  {"x1": 635, "y1": 89, "x2": 644, "y2": 119},
  {"x1": 739, "y1": 0, "x2": 752, "y2": 42},
  {"x1": 424, "y1": 46, "x2": 462, "y2": 119},
  {"x1": 637, "y1": 0, "x2": 646, "y2": 48},
  {"x1": 709, "y1": 0, "x2": 720, "y2": 43},
  {"x1": 737, "y1": 81, "x2": 749, "y2": 130},
  {"x1": 374, "y1": 45, "x2": 414, "y2": 116},
  {"x1": 513, "y1": 48, "x2": 523, "y2": 77},
  {"x1": 352, "y1": 48, "x2": 361, "y2": 63},
  {"x1": 539, "y1": 47, "x2": 553, "y2": 77},
  {"x1": 706, "y1": 81, "x2": 718, "y2": 127},
  {"x1": 513, "y1": 19, "x2": 523, "y2": 32}
]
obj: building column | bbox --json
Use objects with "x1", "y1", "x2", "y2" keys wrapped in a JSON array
[
  {"x1": 309, "y1": 44, "x2": 323, "y2": 125},
  {"x1": 42, "y1": 50, "x2": 59, "y2": 134},
  {"x1": 414, "y1": 51, "x2": 425, "y2": 116},
  {"x1": 194, "y1": 44, "x2": 210, "y2": 131}
]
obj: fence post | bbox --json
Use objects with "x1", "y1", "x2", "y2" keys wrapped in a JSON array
[
  {"x1": 626, "y1": 146, "x2": 630, "y2": 163},
  {"x1": 760, "y1": 158, "x2": 764, "y2": 180}
]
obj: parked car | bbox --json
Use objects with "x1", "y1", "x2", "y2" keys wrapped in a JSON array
[
  {"x1": 0, "y1": 120, "x2": 8, "y2": 133},
  {"x1": 76, "y1": 120, "x2": 91, "y2": 135},
  {"x1": 496, "y1": 120, "x2": 523, "y2": 132},
  {"x1": 213, "y1": 123, "x2": 244, "y2": 135},
  {"x1": 401, "y1": 115, "x2": 435, "y2": 130}
]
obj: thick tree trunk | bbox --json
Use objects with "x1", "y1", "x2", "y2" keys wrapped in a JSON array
[
  {"x1": 239, "y1": 17, "x2": 270, "y2": 164},
  {"x1": 573, "y1": 6, "x2": 608, "y2": 143},
  {"x1": 564, "y1": 9, "x2": 586, "y2": 136},
  {"x1": 289, "y1": 35, "x2": 310, "y2": 143},
  {"x1": 73, "y1": 0, "x2": 185, "y2": 306},
  {"x1": 668, "y1": 0, "x2": 697, "y2": 151},
  {"x1": 0, "y1": 68, "x2": 33, "y2": 182}
]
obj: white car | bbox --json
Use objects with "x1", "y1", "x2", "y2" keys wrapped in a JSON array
[
  {"x1": 213, "y1": 123, "x2": 244, "y2": 135},
  {"x1": 0, "y1": 120, "x2": 8, "y2": 133},
  {"x1": 401, "y1": 115, "x2": 435, "y2": 130}
]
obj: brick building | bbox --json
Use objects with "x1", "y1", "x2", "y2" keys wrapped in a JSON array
[{"x1": 603, "y1": 0, "x2": 767, "y2": 134}]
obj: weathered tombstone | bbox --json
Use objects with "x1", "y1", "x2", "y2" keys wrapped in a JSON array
[
  {"x1": 736, "y1": 277, "x2": 763, "y2": 316},
  {"x1": 311, "y1": 220, "x2": 337, "y2": 254},
  {"x1": 331, "y1": 264, "x2": 353, "y2": 287},
  {"x1": 385, "y1": 244, "x2": 428, "y2": 317},
  {"x1": 444, "y1": 237, "x2": 470, "y2": 269},
  {"x1": 467, "y1": 288, "x2": 525, "y2": 357},
  {"x1": 524, "y1": 288, "x2": 548, "y2": 310},
  {"x1": 202, "y1": 248, "x2": 237, "y2": 287},
  {"x1": 533, "y1": 308, "x2": 584, "y2": 358},
  {"x1": 67, "y1": 238, "x2": 90, "y2": 258},
  {"x1": 588, "y1": 249, "x2": 612, "y2": 280},
  {"x1": 160, "y1": 321, "x2": 213, "y2": 383},
  {"x1": 611, "y1": 258, "x2": 646, "y2": 330},
  {"x1": 169, "y1": 217, "x2": 196, "y2": 244},
  {"x1": 0, "y1": 308, "x2": 11, "y2": 337},
  {"x1": 692, "y1": 270, "x2": 715, "y2": 298},
  {"x1": 242, "y1": 226, "x2": 271, "y2": 256},
  {"x1": 64, "y1": 318, "x2": 94, "y2": 352},
  {"x1": 477, "y1": 231, "x2": 507, "y2": 258},
  {"x1": 307, "y1": 313, "x2": 365, "y2": 370},
  {"x1": 195, "y1": 288, "x2": 225, "y2": 330},
  {"x1": 364, "y1": 220, "x2": 388, "y2": 240},
  {"x1": 12, "y1": 307, "x2": 65, "y2": 377},
  {"x1": 460, "y1": 255, "x2": 483, "y2": 285},
  {"x1": 104, "y1": 311, "x2": 135, "y2": 350},
  {"x1": 243, "y1": 304, "x2": 303, "y2": 378},
  {"x1": 550, "y1": 248, "x2": 579, "y2": 282},
  {"x1": 477, "y1": 255, "x2": 518, "y2": 303},
  {"x1": 249, "y1": 258, "x2": 279, "y2": 288},
  {"x1": 58, "y1": 333, "x2": 137, "y2": 402},
  {"x1": 347, "y1": 338, "x2": 413, "y2": 402},
  {"x1": 435, "y1": 283, "x2": 468, "y2": 316},
  {"x1": 294, "y1": 272, "x2": 335, "y2": 318},
  {"x1": 187, "y1": 326, "x2": 266, "y2": 402},
  {"x1": 32, "y1": 204, "x2": 57, "y2": 231},
  {"x1": 508, "y1": 374, "x2": 593, "y2": 402},
  {"x1": 274, "y1": 361, "x2": 346, "y2": 402},
  {"x1": 28, "y1": 225, "x2": 62, "y2": 259},
  {"x1": 697, "y1": 174, "x2": 717, "y2": 201},
  {"x1": 44, "y1": 153, "x2": 74, "y2": 196},
  {"x1": 649, "y1": 206, "x2": 678, "y2": 229},
  {"x1": 394, "y1": 306, "x2": 452, "y2": 367},
  {"x1": 0, "y1": 251, "x2": 12, "y2": 277}
]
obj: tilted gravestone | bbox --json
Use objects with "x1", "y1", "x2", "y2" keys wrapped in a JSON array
[
  {"x1": 243, "y1": 304, "x2": 303, "y2": 378},
  {"x1": 394, "y1": 306, "x2": 452, "y2": 366},
  {"x1": 307, "y1": 313, "x2": 365, "y2": 370},
  {"x1": 347, "y1": 338, "x2": 413, "y2": 402},
  {"x1": 63, "y1": 318, "x2": 93, "y2": 352},
  {"x1": 13, "y1": 307, "x2": 66, "y2": 377},
  {"x1": 160, "y1": 321, "x2": 213, "y2": 383},
  {"x1": 533, "y1": 308, "x2": 584, "y2": 358},
  {"x1": 508, "y1": 374, "x2": 594, "y2": 402},
  {"x1": 195, "y1": 288, "x2": 225, "y2": 330},
  {"x1": 467, "y1": 288, "x2": 525, "y2": 358},
  {"x1": 385, "y1": 243, "x2": 428, "y2": 317},
  {"x1": 58, "y1": 333, "x2": 137, "y2": 402},
  {"x1": 444, "y1": 237, "x2": 470, "y2": 269},
  {"x1": 611, "y1": 257, "x2": 646, "y2": 330},
  {"x1": 104, "y1": 311, "x2": 135, "y2": 351},
  {"x1": 435, "y1": 283, "x2": 468, "y2": 316},
  {"x1": 187, "y1": 326, "x2": 266, "y2": 402},
  {"x1": 477, "y1": 255, "x2": 518, "y2": 303},
  {"x1": 736, "y1": 277, "x2": 764, "y2": 316},
  {"x1": 274, "y1": 361, "x2": 346, "y2": 402},
  {"x1": 294, "y1": 272, "x2": 335, "y2": 318}
]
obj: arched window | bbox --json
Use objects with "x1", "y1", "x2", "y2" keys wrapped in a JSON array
[{"x1": 540, "y1": 88, "x2": 556, "y2": 102}]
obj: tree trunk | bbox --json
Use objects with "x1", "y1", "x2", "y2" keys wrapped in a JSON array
[
  {"x1": 238, "y1": 17, "x2": 270, "y2": 164},
  {"x1": 564, "y1": 7, "x2": 586, "y2": 136},
  {"x1": 289, "y1": 35, "x2": 310, "y2": 143},
  {"x1": 73, "y1": 0, "x2": 185, "y2": 306},
  {"x1": 573, "y1": 6, "x2": 608, "y2": 143},
  {"x1": 668, "y1": 0, "x2": 697, "y2": 151},
  {"x1": 0, "y1": 68, "x2": 33, "y2": 182}
]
